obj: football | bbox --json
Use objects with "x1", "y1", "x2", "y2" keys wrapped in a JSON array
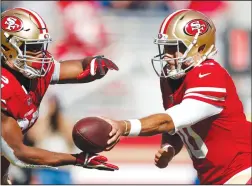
[{"x1": 72, "y1": 117, "x2": 112, "y2": 153}]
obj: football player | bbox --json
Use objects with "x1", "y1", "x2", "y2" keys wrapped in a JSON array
[
  {"x1": 1, "y1": 7, "x2": 119, "y2": 184},
  {"x1": 102, "y1": 9, "x2": 251, "y2": 184}
]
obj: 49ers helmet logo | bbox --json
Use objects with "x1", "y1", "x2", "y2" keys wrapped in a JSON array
[
  {"x1": 1, "y1": 16, "x2": 23, "y2": 32},
  {"x1": 184, "y1": 19, "x2": 209, "y2": 36}
]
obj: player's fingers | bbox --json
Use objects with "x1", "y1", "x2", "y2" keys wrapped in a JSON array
[
  {"x1": 158, "y1": 148, "x2": 166, "y2": 154},
  {"x1": 89, "y1": 158, "x2": 103, "y2": 166},
  {"x1": 87, "y1": 160, "x2": 114, "y2": 171},
  {"x1": 96, "y1": 116, "x2": 117, "y2": 137},
  {"x1": 105, "y1": 138, "x2": 120, "y2": 151},
  {"x1": 92, "y1": 155, "x2": 108, "y2": 163},
  {"x1": 109, "y1": 61, "x2": 119, "y2": 71},
  {"x1": 97, "y1": 116, "x2": 116, "y2": 134},
  {"x1": 109, "y1": 127, "x2": 118, "y2": 137},
  {"x1": 102, "y1": 58, "x2": 113, "y2": 70},
  {"x1": 154, "y1": 157, "x2": 159, "y2": 163},
  {"x1": 155, "y1": 152, "x2": 162, "y2": 159},
  {"x1": 95, "y1": 166, "x2": 115, "y2": 171},
  {"x1": 88, "y1": 158, "x2": 119, "y2": 171},
  {"x1": 102, "y1": 162, "x2": 119, "y2": 170},
  {"x1": 108, "y1": 126, "x2": 117, "y2": 138},
  {"x1": 108, "y1": 128, "x2": 121, "y2": 145},
  {"x1": 104, "y1": 58, "x2": 119, "y2": 71},
  {"x1": 107, "y1": 133, "x2": 119, "y2": 145},
  {"x1": 97, "y1": 58, "x2": 106, "y2": 75}
]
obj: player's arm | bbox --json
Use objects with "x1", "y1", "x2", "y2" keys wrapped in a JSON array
[
  {"x1": 51, "y1": 56, "x2": 118, "y2": 84},
  {"x1": 105, "y1": 98, "x2": 224, "y2": 150},
  {"x1": 106, "y1": 65, "x2": 227, "y2": 148},
  {"x1": 1, "y1": 111, "x2": 74, "y2": 166},
  {"x1": 1, "y1": 112, "x2": 118, "y2": 170}
]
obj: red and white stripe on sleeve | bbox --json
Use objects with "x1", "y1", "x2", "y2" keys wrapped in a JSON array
[{"x1": 183, "y1": 87, "x2": 227, "y2": 107}]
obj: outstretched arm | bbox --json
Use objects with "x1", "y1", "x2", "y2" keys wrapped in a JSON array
[
  {"x1": 1, "y1": 112, "x2": 75, "y2": 167},
  {"x1": 52, "y1": 56, "x2": 118, "y2": 84},
  {"x1": 1, "y1": 112, "x2": 118, "y2": 170},
  {"x1": 104, "y1": 98, "x2": 223, "y2": 150}
]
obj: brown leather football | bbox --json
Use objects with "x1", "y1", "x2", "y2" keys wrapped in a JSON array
[{"x1": 72, "y1": 117, "x2": 112, "y2": 153}]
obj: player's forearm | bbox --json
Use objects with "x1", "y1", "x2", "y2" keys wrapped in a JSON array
[
  {"x1": 14, "y1": 145, "x2": 76, "y2": 166},
  {"x1": 161, "y1": 133, "x2": 183, "y2": 155},
  {"x1": 58, "y1": 57, "x2": 98, "y2": 84},
  {"x1": 124, "y1": 113, "x2": 175, "y2": 136}
]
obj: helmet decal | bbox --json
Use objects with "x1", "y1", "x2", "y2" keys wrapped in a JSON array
[
  {"x1": 1, "y1": 16, "x2": 23, "y2": 32},
  {"x1": 184, "y1": 19, "x2": 209, "y2": 36}
]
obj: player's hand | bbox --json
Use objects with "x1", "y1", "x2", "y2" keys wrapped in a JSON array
[
  {"x1": 154, "y1": 144, "x2": 175, "y2": 169},
  {"x1": 77, "y1": 55, "x2": 119, "y2": 80},
  {"x1": 97, "y1": 117, "x2": 125, "y2": 151},
  {"x1": 75, "y1": 152, "x2": 119, "y2": 171}
]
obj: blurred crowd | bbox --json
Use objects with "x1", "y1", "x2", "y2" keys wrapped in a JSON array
[
  {"x1": 1, "y1": 1, "x2": 229, "y2": 60},
  {"x1": 1, "y1": 1, "x2": 251, "y2": 184}
]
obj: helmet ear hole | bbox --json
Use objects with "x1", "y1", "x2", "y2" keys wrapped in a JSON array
[{"x1": 198, "y1": 44, "x2": 206, "y2": 53}]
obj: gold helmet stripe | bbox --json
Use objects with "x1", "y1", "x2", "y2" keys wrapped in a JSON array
[
  {"x1": 15, "y1": 7, "x2": 48, "y2": 34},
  {"x1": 159, "y1": 9, "x2": 188, "y2": 34}
]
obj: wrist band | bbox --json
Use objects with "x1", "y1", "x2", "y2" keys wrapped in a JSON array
[{"x1": 128, "y1": 119, "x2": 142, "y2": 136}]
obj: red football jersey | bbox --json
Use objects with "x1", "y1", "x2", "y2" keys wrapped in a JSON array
[
  {"x1": 1, "y1": 64, "x2": 55, "y2": 134},
  {"x1": 160, "y1": 59, "x2": 251, "y2": 184}
]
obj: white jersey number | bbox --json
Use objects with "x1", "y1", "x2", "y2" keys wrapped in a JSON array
[
  {"x1": 1, "y1": 75, "x2": 9, "y2": 88},
  {"x1": 178, "y1": 127, "x2": 208, "y2": 159}
]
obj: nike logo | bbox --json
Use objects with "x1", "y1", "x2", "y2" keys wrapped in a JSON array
[{"x1": 199, "y1": 73, "x2": 211, "y2": 78}]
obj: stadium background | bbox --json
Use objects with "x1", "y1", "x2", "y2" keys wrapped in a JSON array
[{"x1": 1, "y1": 1, "x2": 251, "y2": 184}]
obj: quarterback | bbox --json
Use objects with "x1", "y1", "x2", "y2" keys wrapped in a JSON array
[
  {"x1": 1, "y1": 7, "x2": 119, "y2": 184},
  {"x1": 103, "y1": 9, "x2": 251, "y2": 184}
]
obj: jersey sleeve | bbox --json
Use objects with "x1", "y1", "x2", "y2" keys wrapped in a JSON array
[
  {"x1": 50, "y1": 60, "x2": 61, "y2": 84},
  {"x1": 166, "y1": 98, "x2": 223, "y2": 134},
  {"x1": 183, "y1": 62, "x2": 227, "y2": 108}
]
